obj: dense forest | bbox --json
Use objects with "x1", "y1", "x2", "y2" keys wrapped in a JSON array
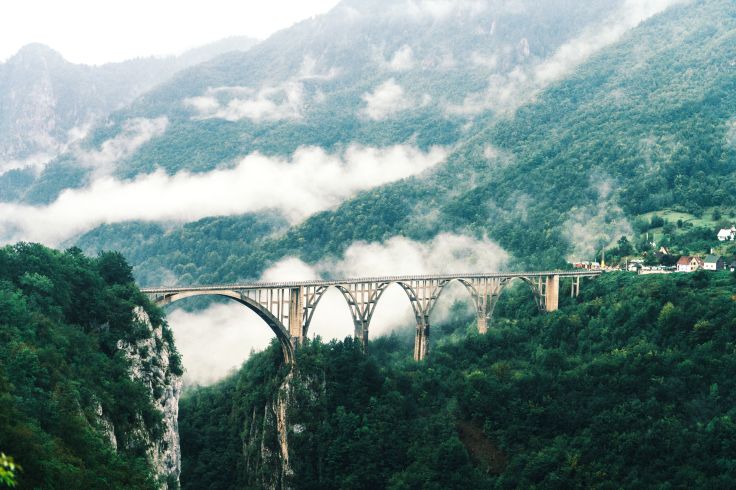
[
  {"x1": 0, "y1": 243, "x2": 180, "y2": 489},
  {"x1": 180, "y1": 270, "x2": 736, "y2": 489}
]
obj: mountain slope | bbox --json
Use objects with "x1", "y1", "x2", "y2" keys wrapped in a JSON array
[
  {"x1": 0, "y1": 37, "x2": 257, "y2": 202},
  {"x1": 75, "y1": 0, "x2": 736, "y2": 281},
  {"x1": 19, "y1": 0, "x2": 625, "y2": 204},
  {"x1": 0, "y1": 244, "x2": 183, "y2": 488}
]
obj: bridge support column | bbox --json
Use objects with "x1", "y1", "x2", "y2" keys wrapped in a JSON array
[
  {"x1": 477, "y1": 314, "x2": 488, "y2": 335},
  {"x1": 545, "y1": 275, "x2": 559, "y2": 312},
  {"x1": 353, "y1": 319, "x2": 370, "y2": 352},
  {"x1": 472, "y1": 280, "x2": 503, "y2": 335},
  {"x1": 288, "y1": 287, "x2": 304, "y2": 348},
  {"x1": 413, "y1": 315, "x2": 430, "y2": 361},
  {"x1": 571, "y1": 276, "x2": 580, "y2": 298}
]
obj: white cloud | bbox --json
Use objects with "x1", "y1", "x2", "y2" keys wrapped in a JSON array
[
  {"x1": 168, "y1": 233, "x2": 509, "y2": 385},
  {"x1": 168, "y1": 303, "x2": 274, "y2": 387},
  {"x1": 392, "y1": 0, "x2": 487, "y2": 21},
  {"x1": 563, "y1": 177, "x2": 633, "y2": 261},
  {"x1": 0, "y1": 122, "x2": 94, "y2": 178},
  {"x1": 75, "y1": 117, "x2": 168, "y2": 176},
  {"x1": 184, "y1": 83, "x2": 304, "y2": 122},
  {"x1": 361, "y1": 79, "x2": 415, "y2": 120},
  {"x1": 469, "y1": 51, "x2": 498, "y2": 69},
  {"x1": 448, "y1": 0, "x2": 687, "y2": 115},
  {"x1": 388, "y1": 45, "x2": 415, "y2": 71},
  {"x1": 0, "y1": 152, "x2": 56, "y2": 176},
  {"x1": 534, "y1": 0, "x2": 685, "y2": 85},
  {"x1": 183, "y1": 56, "x2": 338, "y2": 122},
  {"x1": 0, "y1": 117, "x2": 161, "y2": 179},
  {"x1": 0, "y1": 144, "x2": 447, "y2": 245}
]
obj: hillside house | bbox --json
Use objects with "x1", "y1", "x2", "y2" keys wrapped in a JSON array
[
  {"x1": 717, "y1": 226, "x2": 736, "y2": 241},
  {"x1": 691, "y1": 256, "x2": 704, "y2": 271},
  {"x1": 677, "y1": 256, "x2": 704, "y2": 272},
  {"x1": 703, "y1": 255, "x2": 725, "y2": 271},
  {"x1": 676, "y1": 256, "x2": 692, "y2": 272},
  {"x1": 731, "y1": 261, "x2": 736, "y2": 272}
]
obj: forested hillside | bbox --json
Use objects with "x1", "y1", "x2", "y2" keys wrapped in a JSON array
[
  {"x1": 75, "y1": 0, "x2": 736, "y2": 282},
  {"x1": 179, "y1": 271, "x2": 736, "y2": 489},
  {"x1": 0, "y1": 244, "x2": 182, "y2": 489},
  {"x1": 15, "y1": 0, "x2": 626, "y2": 211}
]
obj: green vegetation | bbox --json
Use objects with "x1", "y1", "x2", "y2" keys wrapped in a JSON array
[
  {"x1": 75, "y1": 0, "x2": 736, "y2": 281},
  {"x1": 0, "y1": 453, "x2": 19, "y2": 488},
  {"x1": 179, "y1": 271, "x2": 736, "y2": 488},
  {"x1": 0, "y1": 243, "x2": 178, "y2": 489}
]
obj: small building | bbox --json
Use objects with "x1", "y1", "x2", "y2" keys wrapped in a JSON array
[
  {"x1": 627, "y1": 259, "x2": 643, "y2": 272},
  {"x1": 703, "y1": 255, "x2": 725, "y2": 271},
  {"x1": 690, "y1": 256, "x2": 704, "y2": 271},
  {"x1": 730, "y1": 261, "x2": 736, "y2": 272},
  {"x1": 717, "y1": 226, "x2": 736, "y2": 241},
  {"x1": 676, "y1": 256, "x2": 692, "y2": 272}
]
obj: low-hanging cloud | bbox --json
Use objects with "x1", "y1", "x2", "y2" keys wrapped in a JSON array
[
  {"x1": 534, "y1": 0, "x2": 687, "y2": 85},
  {"x1": 0, "y1": 144, "x2": 447, "y2": 245},
  {"x1": 361, "y1": 79, "x2": 425, "y2": 120},
  {"x1": 167, "y1": 233, "x2": 509, "y2": 386},
  {"x1": 183, "y1": 55, "x2": 339, "y2": 122},
  {"x1": 75, "y1": 117, "x2": 168, "y2": 177},
  {"x1": 448, "y1": 0, "x2": 688, "y2": 115},
  {"x1": 0, "y1": 122, "x2": 96, "y2": 178},
  {"x1": 184, "y1": 83, "x2": 304, "y2": 122},
  {"x1": 388, "y1": 45, "x2": 415, "y2": 71},
  {"x1": 563, "y1": 177, "x2": 633, "y2": 261},
  {"x1": 0, "y1": 152, "x2": 56, "y2": 176}
]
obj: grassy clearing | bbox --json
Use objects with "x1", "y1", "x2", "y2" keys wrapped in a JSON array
[{"x1": 639, "y1": 207, "x2": 736, "y2": 230}]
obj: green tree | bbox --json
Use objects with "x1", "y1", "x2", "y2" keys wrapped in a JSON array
[{"x1": 0, "y1": 453, "x2": 19, "y2": 488}]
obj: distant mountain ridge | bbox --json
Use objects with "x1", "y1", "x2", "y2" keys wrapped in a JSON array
[{"x1": 0, "y1": 37, "x2": 257, "y2": 200}]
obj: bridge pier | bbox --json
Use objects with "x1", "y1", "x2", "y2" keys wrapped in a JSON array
[
  {"x1": 353, "y1": 319, "x2": 370, "y2": 352},
  {"x1": 545, "y1": 275, "x2": 559, "y2": 312},
  {"x1": 413, "y1": 316, "x2": 430, "y2": 361},
  {"x1": 289, "y1": 287, "x2": 304, "y2": 348},
  {"x1": 571, "y1": 276, "x2": 580, "y2": 297}
]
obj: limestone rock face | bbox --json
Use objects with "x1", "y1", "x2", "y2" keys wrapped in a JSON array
[
  {"x1": 241, "y1": 369, "x2": 326, "y2": 490},
  {"x1": 114, "y1": 307, "x2": 182, "y2": 489}
]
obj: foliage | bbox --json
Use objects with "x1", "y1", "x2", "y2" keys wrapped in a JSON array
[
  {"x1": 0, "y1": 243, "x2": 178, "y2": 489},
  {"x1": 0, "y1": 453, "x2": 19, "y2": 488},
  {"x1": 179, "y1": 271, "x2": 736, "y2": 489}
]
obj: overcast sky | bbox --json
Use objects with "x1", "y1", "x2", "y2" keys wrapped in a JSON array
[{"x1": 0, "y1": 0, "x2": 341, "y2": 65}]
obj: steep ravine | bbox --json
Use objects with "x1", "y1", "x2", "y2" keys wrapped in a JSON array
[{"x1": 179, "y1": 344, "x2": 324, "y2": 490}]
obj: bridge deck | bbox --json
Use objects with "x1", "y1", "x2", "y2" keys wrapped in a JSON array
[{"x1": 140, "y1": 270, "x2": 602, "y2": 293}]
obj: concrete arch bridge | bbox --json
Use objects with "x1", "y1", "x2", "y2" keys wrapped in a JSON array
[{"x1": 141, "y1": 270, "x2": 601, "y2": 364}]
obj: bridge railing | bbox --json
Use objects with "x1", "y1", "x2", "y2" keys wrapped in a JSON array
[{"x1": 140, "y1": 269, "x2": 602, "y2": 293}]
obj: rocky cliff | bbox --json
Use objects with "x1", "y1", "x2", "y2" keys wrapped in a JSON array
[{"x1": 110, "y1": 306, "x2": 183, "y2": 489}]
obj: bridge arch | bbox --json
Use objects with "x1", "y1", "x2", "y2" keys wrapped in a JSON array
[
  {"x1": 302, "y1": 284, "x2": 371, "y2": 341},
  {"x1": 154, "y1": 290, "x2": 295, "y2": 364}
]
